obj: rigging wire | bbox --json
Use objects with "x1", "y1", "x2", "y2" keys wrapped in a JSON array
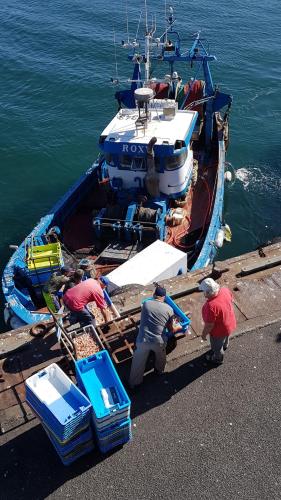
[
  {"x1": 164, "y1": 0, "x2": 167, "y2": 42},
  {"x1": 113, "y1": 29, "x2": 119, "y2": 82},
  {"x1": 125, "y1": 0, "x2": 129, "y2": 43},
  {"x1": 158, "y1": 19, "x2": 176, "y2": 43},
  {"x1": 135, "y1": 10, "x2": 142, "y2": 41}
]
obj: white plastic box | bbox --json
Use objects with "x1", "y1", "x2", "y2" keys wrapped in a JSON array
[
  {"x1": 106, "y1": 239, "x2": 187, "y2": 290},
  {"x1": 25, "y1": 363, "x2": 91, "y2": 433}
]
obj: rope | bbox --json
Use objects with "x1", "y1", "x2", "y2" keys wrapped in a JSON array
[
  {"x1": 137, "y1": 207, "x2": 157, "y2": 223},
  {"x1": 167, "y1": 175, "x2": 213, "y2": 250}
]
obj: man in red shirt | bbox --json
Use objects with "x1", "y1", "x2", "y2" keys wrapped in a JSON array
[
  {"x1": 63, "y1": 278, "x2": 111, "y2": 326},
  {"x1": 200, "y1": 278, "x2": 236, "y2": 365}
]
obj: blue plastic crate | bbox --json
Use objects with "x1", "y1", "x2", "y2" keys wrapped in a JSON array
[
  {"x1": 75, "y1": 351, "x2": 131, "y2": 429},
  {"x1": 25, "y1": 384, "x2": 90, "y2": 427},
  {"x1": 97, "y1": 423, "x2": 132, "y2": 453},
  {"x1": 96, "y1": 417, "x2": 131, "y2": 442},
  {"x1": 43, "y1": 424, "x2": 94, "y2": 456},
  {"x1": 31, "y1": 403, "x2": 90, "y2": 445},
  {"x1": 28, "y1": 268, "x2": 59, "y2": 286},
  {"x1": 164, "y1": 295, "x2": 190, "y2": 332},
  {"x1": 142, "y1": 295, "x2": 190, "y2": 333},
  {"x1": 95, "y1": 417, "x2": 132, "y2": 451},
  {"x1": 94, "y1": 418, "x2": 132, "y2": 454},
  {"x1": 26, "y1": 386, "x2": 89, "y2": 427},
  {"x1": 59, "y1": 441, "x2": 95, "y2": 466},
  {"x1": 99, "y1": 434, "x2": 132, "y2": 454},
  {"x1": 25, "y1": 363, "x2": 92, "y2": 441},
  {"x1": 26, "y1": 392, "x2": 91, "y2": 442}
]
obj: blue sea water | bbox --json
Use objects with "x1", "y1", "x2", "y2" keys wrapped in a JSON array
[{"x1": 0, "y1": 0, "x2": 280, "y2": 325}]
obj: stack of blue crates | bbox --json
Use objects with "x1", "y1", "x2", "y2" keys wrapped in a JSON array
[
  {"x1": 75, "y1": 350, "x2": 132, "y2": 454},
  {"x1": 25, "y1": 363, "x2": 94, "y2": 465}
]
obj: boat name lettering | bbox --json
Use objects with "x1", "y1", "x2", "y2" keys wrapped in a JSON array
[{"x1": 122, "y1": 144, "x2": 147, "y2": 154}]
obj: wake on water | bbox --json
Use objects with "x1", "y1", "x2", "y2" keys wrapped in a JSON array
[{"x1": 235, "y1": 166, "x2": 281, "y2": 194}]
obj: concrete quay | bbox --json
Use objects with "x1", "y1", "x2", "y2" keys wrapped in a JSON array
[
  {"x1": 0, "y1": 242, "x2": 281, "y2": 499},
  {"x1": 1, "y1": 322, "x2": 281, "y2": 500},
  {"x1": 1, "y1": 242, "x2": 281, "y2": 435}
]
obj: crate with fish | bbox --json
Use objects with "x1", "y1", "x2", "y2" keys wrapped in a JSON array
[
  {"x1": 25, "y1": 363, "x2": 92, "y2": 441},
  {"x1": 71, "y1": 324, "x2": 104, "y2": 360},
  {"x1": 75, "y1": 350, "x2": 131, "y2": 431},
  {"x1": 86, "y1": 288, "x2": 120, "y2": 326}
]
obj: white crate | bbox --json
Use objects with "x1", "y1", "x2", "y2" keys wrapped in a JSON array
[
  {"x1": 26, "y1": 363, "x2": 90, "y2": 412},
  {"x1": 106, "y1": 239, "x2": 187, "y2": 290}
]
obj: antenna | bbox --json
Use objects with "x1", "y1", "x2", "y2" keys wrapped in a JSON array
[
  {"x1": 151, "y1": 14, "x2": 156, "y2": 36},
  {"x1": 164, "y1": 0, "x2": 167, "y2": 42},
  {"x1": 144, "y1": 0, "x2": 148, "y2": 32},
  {"x1": 168, "y1": 5, "x2": 174, "y2": 28}
]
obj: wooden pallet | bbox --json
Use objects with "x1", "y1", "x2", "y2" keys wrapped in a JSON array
[
  {"x1": 96, "y1": 315, "x2": 187, "y2": 364},
  {"x1": 96, "y1": 316, "x2": 139, "y2": 364}
]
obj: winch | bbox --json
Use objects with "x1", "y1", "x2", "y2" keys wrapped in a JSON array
[{"x1": 93, "y1": 199, "x2": 168, "y2": 244}]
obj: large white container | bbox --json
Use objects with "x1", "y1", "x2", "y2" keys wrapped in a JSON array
[{"x1": 106, "y1": 239, "x2": 187, "y2": 290}]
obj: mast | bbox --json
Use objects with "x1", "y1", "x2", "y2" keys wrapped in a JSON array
[
  {"x1": 144, "y1": 32, "x2": 151, "y2": 82},
  {"x1": 116, "y1": 3, "x2": 232, "y2": 143},
  {"x1": 144, "y1": 0, "x2": 150, "y2": 83}
]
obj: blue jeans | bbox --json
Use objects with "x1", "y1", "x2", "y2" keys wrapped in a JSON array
[{"x1": 69, "y1": 307, "x2": 96, "y2": 327}]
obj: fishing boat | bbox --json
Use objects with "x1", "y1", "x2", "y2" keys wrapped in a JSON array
[{"x1": 2, "y1": 6, "x2": 232, "y2": 328}]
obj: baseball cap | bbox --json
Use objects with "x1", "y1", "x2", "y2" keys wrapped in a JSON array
[
  {"x1": 154, "y1": 285, "x2": 166, "y2": 297},
  {"x1": 199, "y1": 278, "x2": 220, "y2": 295},
  {"x1": 78, "y1": 258, "x2": 95, "y2": 272}
]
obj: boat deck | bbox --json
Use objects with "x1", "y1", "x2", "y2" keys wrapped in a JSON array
[{"x1": 62, "y1": 148, "x2": 218, "y2": 265}]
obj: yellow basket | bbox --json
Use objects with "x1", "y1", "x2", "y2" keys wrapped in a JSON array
[{"x1": 27, "y1": 242, "x2": 63, "y2": 271}]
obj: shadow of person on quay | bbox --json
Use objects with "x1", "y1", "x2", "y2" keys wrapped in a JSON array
[{"x1": 129, "y1": 351, "x2": 215, "y2": 419}]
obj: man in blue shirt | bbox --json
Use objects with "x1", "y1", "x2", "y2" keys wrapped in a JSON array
[{"x1": 129, "y1": 285, "x2": 181, "y2": 389}]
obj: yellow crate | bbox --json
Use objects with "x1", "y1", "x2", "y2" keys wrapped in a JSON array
[{"x1": 27, "y1": 242, "x2": 63, "y2": 271}]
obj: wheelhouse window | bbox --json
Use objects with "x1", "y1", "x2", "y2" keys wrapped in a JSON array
[
  {"x1": 119, "y1": 155, "x2": 132, "y2": 169},
  {"x1": 133, "y1": 157, "x2": 146, "y2": 171},
  {"x1": 165, "y1": 148, "x2": 187, "y2": 170},
  {"x1": 119, "y1": 156, "x2": 147, "y2": 171}
]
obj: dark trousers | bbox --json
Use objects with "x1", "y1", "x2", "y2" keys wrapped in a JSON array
[
  {"x1": 69, "y1": 307, "x2": 96, "y2": 327},
  {"x1": 210, "y1": 335, "x2": 230, "y2": 362}
]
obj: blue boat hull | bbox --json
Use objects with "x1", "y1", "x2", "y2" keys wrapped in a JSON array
[{"x1": 2, "y1": 135, "x2": 227, "y2": 328}]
